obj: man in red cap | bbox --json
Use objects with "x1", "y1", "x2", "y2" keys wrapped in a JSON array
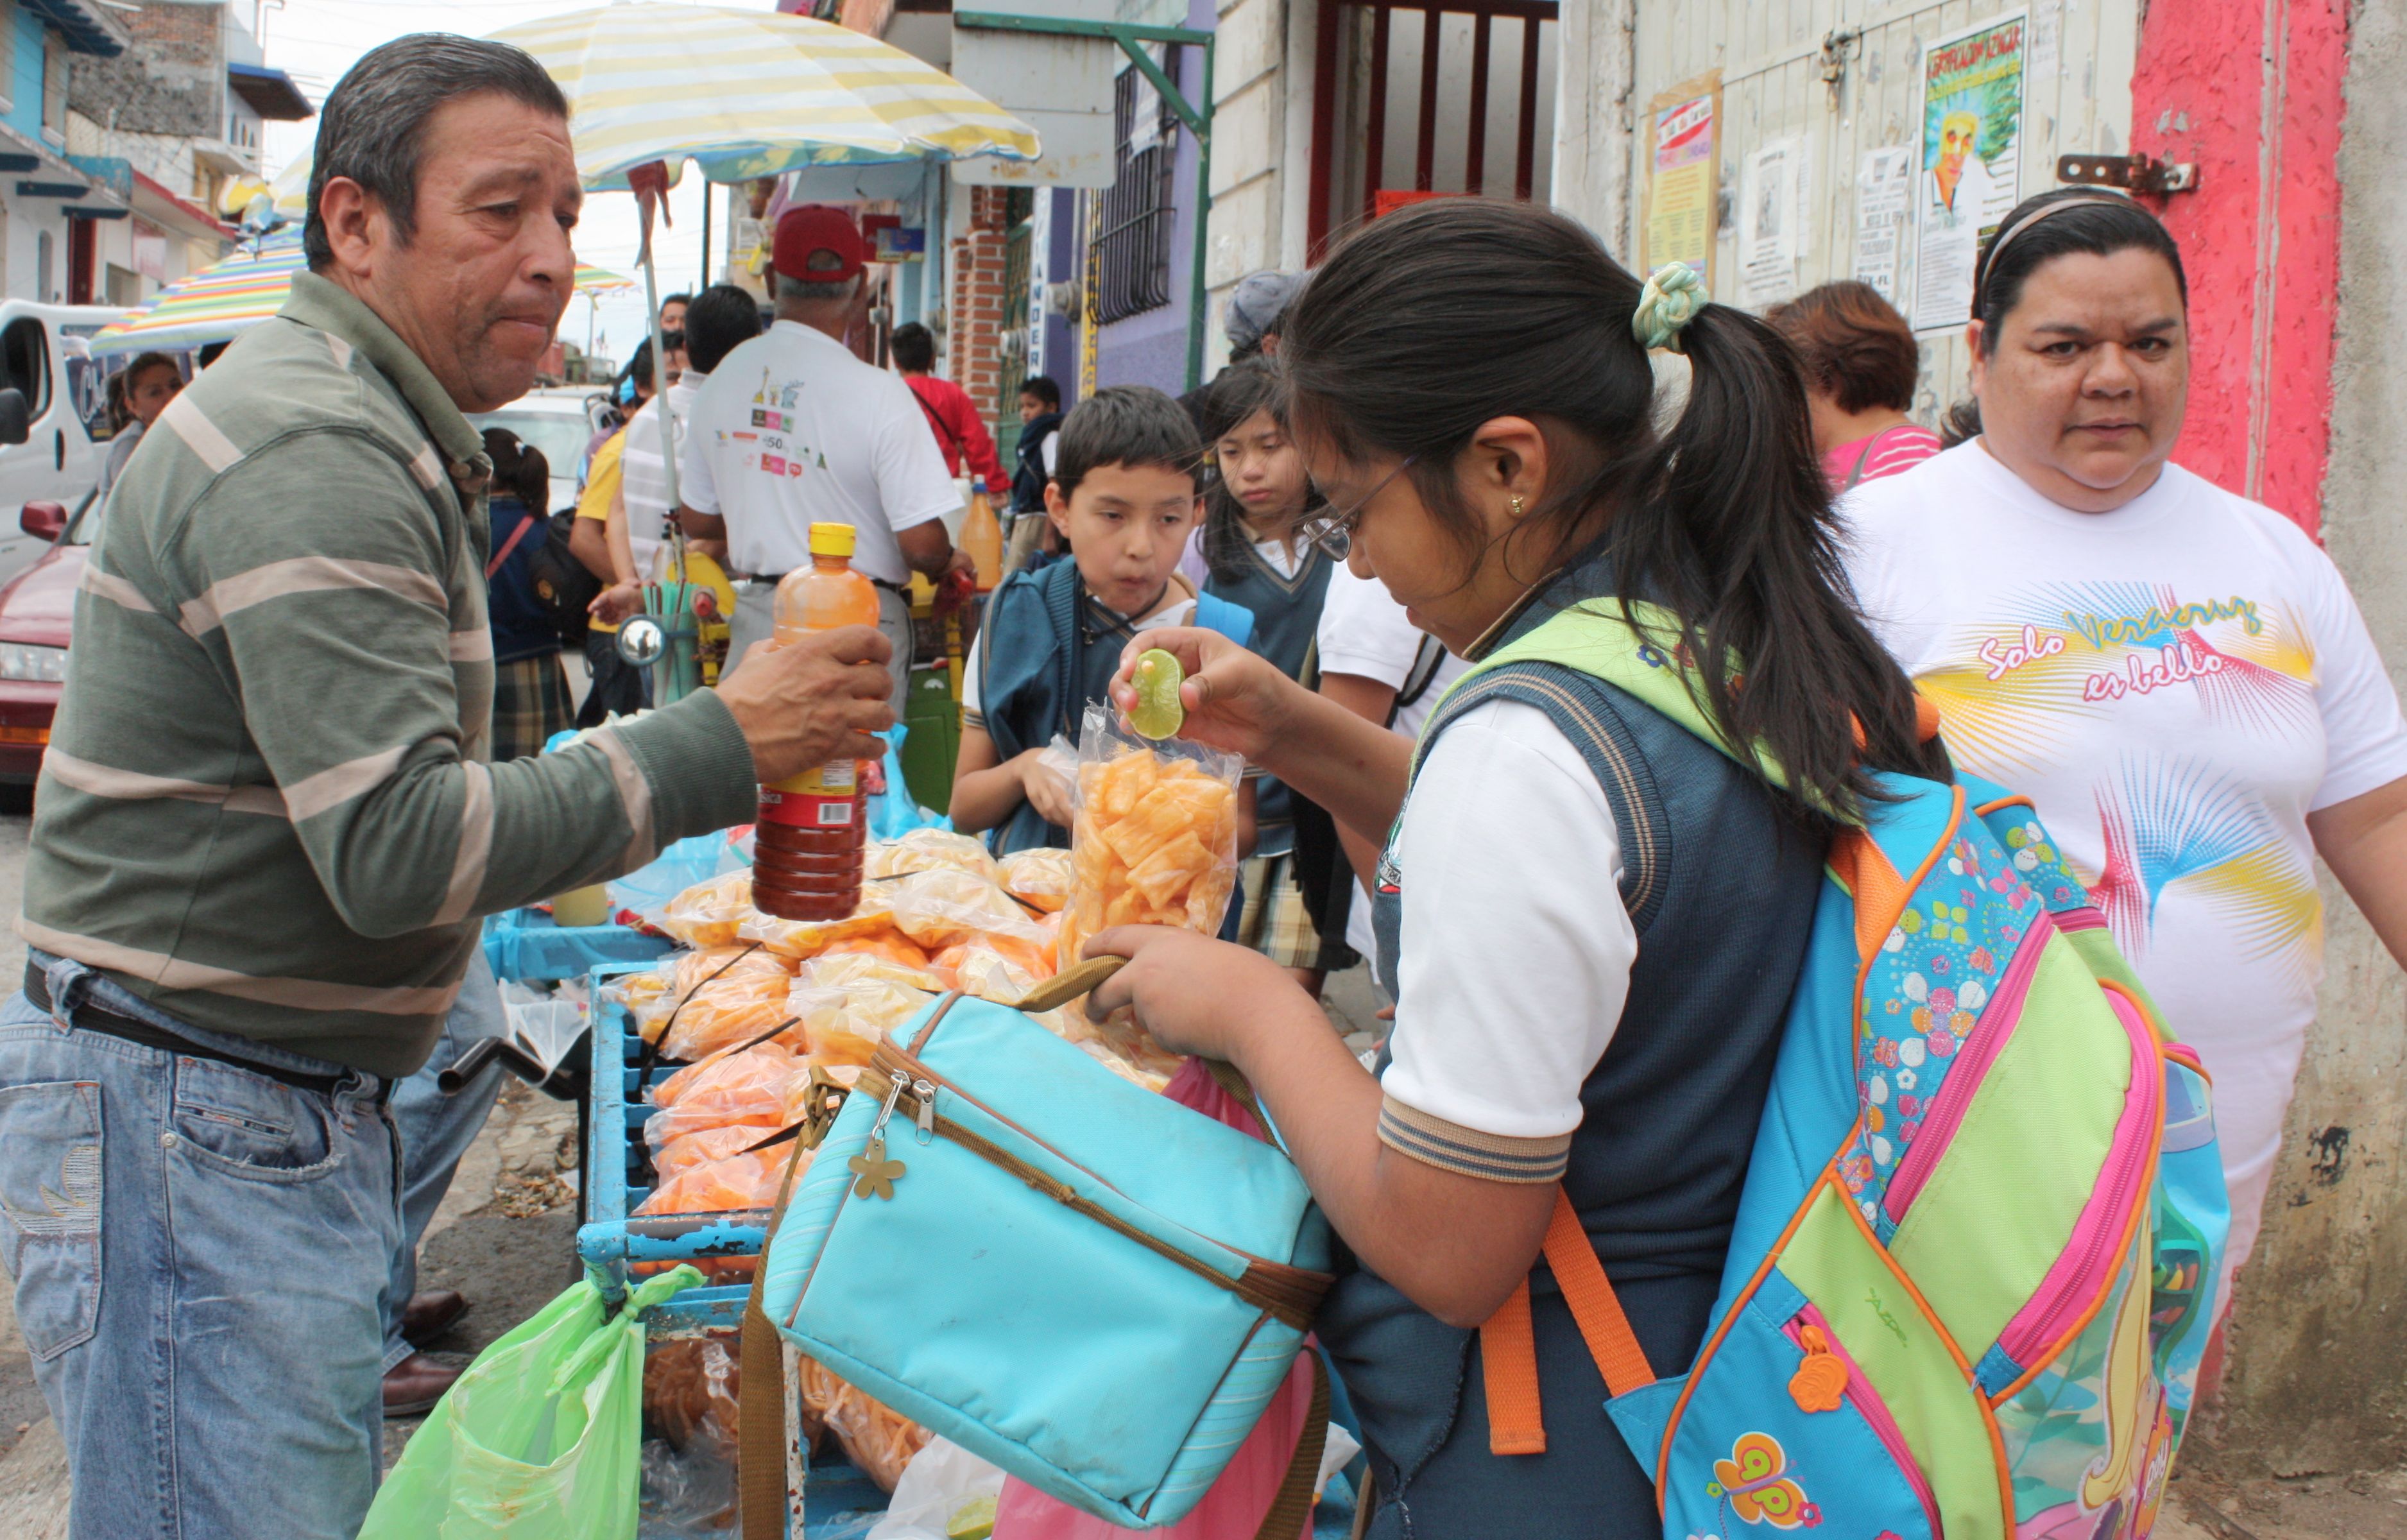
[{"x1": 677, "y1": 203, "x2": 970, "y2": 706}]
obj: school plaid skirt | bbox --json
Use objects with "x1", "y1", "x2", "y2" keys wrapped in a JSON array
[
  {"x1": 1237, "y1": 853, "x2": 1323, "y2": 971},
  {"x1": 491, "y1": 651, "x2": 575, "y2": 762}
]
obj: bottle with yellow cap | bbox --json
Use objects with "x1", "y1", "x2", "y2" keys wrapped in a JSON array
[{"x1": 754, "y1": 521, "x2": 882, "y2": 920}]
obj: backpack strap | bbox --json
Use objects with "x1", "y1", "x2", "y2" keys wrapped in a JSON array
[
  {"x1": 483, "y1": 504, "x2": 538, "y2": 580},
  {"x1": 1480, "y1": 1188, "x2": 1657, "y2": 1455}
]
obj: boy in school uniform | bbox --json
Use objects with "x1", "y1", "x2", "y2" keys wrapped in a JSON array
[{"x1": 950, "y1": 386, "x2": 1256, "y2": 859}]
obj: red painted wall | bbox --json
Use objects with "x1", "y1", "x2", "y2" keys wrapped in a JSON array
[{"x1": 2130, "y1": 0, "x2": 2349, "y2": 533}]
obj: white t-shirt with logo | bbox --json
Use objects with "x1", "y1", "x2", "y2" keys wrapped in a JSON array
[
  {"x1": 678, "y1": 321, "x2": 961, "y2": 585},
  {"x1": 1843, "y1": 441, "x2": 2407, "y2": 1273},
  {"x1": 1313, "y1": 563, "x2": 1470, "y2": 964}
]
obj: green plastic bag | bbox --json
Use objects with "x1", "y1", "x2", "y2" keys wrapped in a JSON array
[{"x1": 359, "y1": 1265, "x2": 705, "y2": 1540}]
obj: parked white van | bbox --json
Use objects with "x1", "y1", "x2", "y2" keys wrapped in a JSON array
[{"x1": 0, "y1": 302, "x2": 130, "y2": 585}]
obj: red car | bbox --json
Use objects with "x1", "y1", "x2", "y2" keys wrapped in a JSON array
[{"x1": 0, "y1": 497, "x2": 89, "y2": 785}]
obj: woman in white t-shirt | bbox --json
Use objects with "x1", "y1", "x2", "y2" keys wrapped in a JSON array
[
  {"x1": 1842, "y1": 190, "x2": 2407, "y2": 1301},
  {"x1": 1083, "y1": 199, "x2": 1948, "y2": 1537}
]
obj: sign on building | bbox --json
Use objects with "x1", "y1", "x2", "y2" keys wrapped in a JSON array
[{"x1": 952, "y1": 0, "x2": 1122, "y2": 189}]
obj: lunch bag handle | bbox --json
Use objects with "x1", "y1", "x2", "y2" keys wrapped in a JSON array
[{"x1": 740, "y1": 955, "x2": 1332, "y2": 1539}]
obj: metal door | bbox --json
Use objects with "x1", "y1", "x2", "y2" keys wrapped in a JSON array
[{"x1": 1308, "y1": 0, "x2": 1561, "y2": 259}]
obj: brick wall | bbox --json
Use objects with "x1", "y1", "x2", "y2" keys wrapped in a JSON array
[
  {"x1": 947, "y1": 185, "x2": 1012, "y2": 443},
  {"x1": 67, "y1": 0, "x2": 222, "y2": 140}
]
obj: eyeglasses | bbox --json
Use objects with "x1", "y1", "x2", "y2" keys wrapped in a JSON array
[{"x1": 1295, "y1": 455, "x2": 1416, "y2": 560}]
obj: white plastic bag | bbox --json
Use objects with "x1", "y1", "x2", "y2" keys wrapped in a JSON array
[{"x1": 864, "y1": 1437, "x2": 1007, "y2": 1540}]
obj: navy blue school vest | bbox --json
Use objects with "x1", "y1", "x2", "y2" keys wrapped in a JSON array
[
  {"x1": 974, "y1": 559, "x2": 1253, "y2": 857},
  {"x1": 1203, "y1": 540, "x2": 1332, "y2": 857},
  {"x1": 1325, "y1": 556, "x2": 1822, "y2": 1539}
]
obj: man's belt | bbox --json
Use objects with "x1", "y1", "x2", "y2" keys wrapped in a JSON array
[{"x1": 24, "y1": 963, "x2": 361, "y2": 1099}]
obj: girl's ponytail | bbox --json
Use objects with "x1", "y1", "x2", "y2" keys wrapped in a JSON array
[{"x1": 1627, "y1": 298, "x2": 1946, "y2": 815}]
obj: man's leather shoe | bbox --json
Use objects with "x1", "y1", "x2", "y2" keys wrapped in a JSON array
[
  {"x1": 400, "y1": 1288, "x2": 470, "y2": 1348},
  {"x1": 383, "y1": 1353, "x2": 462, "y2": 1417}
]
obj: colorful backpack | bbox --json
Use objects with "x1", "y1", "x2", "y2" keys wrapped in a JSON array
[{"x1": 1449, "y1": 604, "x2": 2230, "y2": 1540}]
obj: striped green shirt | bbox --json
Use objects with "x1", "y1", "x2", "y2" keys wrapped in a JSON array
[{"x1": 22, "y1": 273, "x2": 757, "y2": 1075}]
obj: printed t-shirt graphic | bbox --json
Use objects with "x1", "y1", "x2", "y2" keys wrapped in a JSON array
[{"x1": 1844, "y1": 441, "x2": 2407, "y2": 1276}]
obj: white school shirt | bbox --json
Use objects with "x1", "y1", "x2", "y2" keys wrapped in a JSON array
[
  {"x1": 678, "y1": 321, "x2": 961, "y2": 585},
  {"x1": 1378, "y1": 697, "x2": 1632, "y2": 1179},
  {"x1": 1312, "y1": 563, "x2": 1469, "y2": 963},
  {"x1": 619, "y1": 372, "x2": 705, "y2": 579},
  {"x1": 1842, "y1": 441, "x2": 2407, "y2": 1274}
]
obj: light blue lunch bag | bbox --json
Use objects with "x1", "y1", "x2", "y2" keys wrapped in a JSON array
[{"x1": 751, "y1": 958, "x2": 1334, "y2": 1532}]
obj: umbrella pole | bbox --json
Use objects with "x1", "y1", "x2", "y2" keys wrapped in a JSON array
[{"x1": 639, "y1": 241, "x2": 692, "y2": 704}]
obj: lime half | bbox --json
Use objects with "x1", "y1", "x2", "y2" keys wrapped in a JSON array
[
  {"x1": 1129, "y1": 648, "x2": 1185, "y2": 740},
  {"x1": 947, "y1": 1494, "x2": 999, "y2": 1539}
]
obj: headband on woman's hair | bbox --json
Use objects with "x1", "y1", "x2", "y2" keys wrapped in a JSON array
[{"x1": 1972, "y1": 195, "x2": 2141, "y2": 309}]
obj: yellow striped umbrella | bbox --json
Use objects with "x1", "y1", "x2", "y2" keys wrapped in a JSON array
[
  {"x1": 89, "y1": 234, "x2": 647, "y2": 355},
  {"x1": 484, "y1": 4, "x2": 1040, "y2": 190}
]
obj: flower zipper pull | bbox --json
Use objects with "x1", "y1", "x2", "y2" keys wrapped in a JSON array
[
  {"x1": 849, "y1": 1074, "x2": 911, "y2": 1201},
  {"x1": 1789, "y1": 1324, "x2": 1847, "y2": 1413}
]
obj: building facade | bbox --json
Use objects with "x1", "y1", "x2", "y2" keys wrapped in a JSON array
[
  {"x1": 0, "y1": 0, "x2": 132, "y2": 304},
  {"x1": 62, "y1": 0, "x2": 310, "y2": 307}
]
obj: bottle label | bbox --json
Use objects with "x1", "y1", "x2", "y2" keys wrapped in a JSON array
[{"x1": 760, "y1": 761, "x2": 857, "y2": 828}]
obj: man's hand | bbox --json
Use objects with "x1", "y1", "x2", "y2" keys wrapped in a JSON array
[
  {"x1": 1015, "y1": 749, "x2": 1076, "y2": 827},
  {"x1": 942, "y1": 545, "x2": 977, "y2": 586},
  {"x1": 589, "y1": 581, "x2": 642, "y2": 626},
  {"x1": 716, "y1": 624, "x2": 896, "y2": 782}
]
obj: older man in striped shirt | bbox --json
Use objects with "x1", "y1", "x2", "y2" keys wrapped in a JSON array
[{"x1": 0, "y1": 35, "x2": 893, "y2": 1540}]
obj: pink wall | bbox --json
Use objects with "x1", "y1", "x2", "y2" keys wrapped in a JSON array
[{"x1": 2130, "y1": 0, "x2": 2349, "y2": 533}]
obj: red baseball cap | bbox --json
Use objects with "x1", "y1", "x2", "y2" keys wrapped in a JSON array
[{"x1": 773, "y1": 204, "x2": 869, "y2": 284}]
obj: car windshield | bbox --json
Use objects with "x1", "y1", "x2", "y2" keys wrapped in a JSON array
[{"x1": 471, "y1": 406, "x2": 592, "y2": 484}]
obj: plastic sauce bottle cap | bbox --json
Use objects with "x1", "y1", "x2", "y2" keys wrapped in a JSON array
[{"x1": 809, "y1": 522, "x2": 857, "y2": 558}]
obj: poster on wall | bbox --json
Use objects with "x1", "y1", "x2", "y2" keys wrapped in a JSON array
[
  {"x1": 1738, "y1": 136, "x2": 1808, "y2": 308},
  {"x1": 1853, "y1": 145, "x2": 1914, "y2": 303},
  {"x1": 1641, "y1": 73, "x2": 1720, "y2": 291},
  {"x1": 1909, "y1": 11, "x2": 2026, "y2": 332}
]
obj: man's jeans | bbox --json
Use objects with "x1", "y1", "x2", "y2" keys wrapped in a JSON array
[
  {"x1": 382, "y1": 949, "x2": 505, "y2": 1372},
  {"x1": 0, "y1": 954, "x2": 399, "y2": 1540}
]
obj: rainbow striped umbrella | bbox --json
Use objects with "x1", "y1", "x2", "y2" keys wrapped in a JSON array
[
  {"x1": 87, "y1": 234, "x2": 307, "y2": 356},
  {"x1": 90, "y1": 235, "x2": 644, "y2": 355},
  {"x1": 484, "y1": 4, "x2": 1039, "y2": 189}
]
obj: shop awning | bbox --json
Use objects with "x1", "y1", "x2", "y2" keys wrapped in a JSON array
[
  {"x1": 228, "y1": 62, "x2": 313, "y2": 121},
  {"x1": 22, "y1": 0, "x2": 130, "y2": 57}
]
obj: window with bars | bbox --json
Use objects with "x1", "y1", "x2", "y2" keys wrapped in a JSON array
[{"x1": 1092, "y1": 52, "x2": 1181, "y2": 325}]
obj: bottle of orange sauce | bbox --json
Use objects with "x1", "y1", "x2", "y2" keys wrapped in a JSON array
[{"x1": 752, "y1": 521, "x2": 880, "y2": 921}]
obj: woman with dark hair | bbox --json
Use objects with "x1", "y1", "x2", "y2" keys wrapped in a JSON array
[
  {"x1": 1844, "y1": 188, "x2": 2407, "y2": 1324},
  {"x1": 1766, "y1": 280, "x2": 1940, "y2": 488},
  {"x1": 1082, "y1": 197, "x2": 1944, "y2": 1536},
  {"x1": 481, "y1": 427, "x2": 575, "y2": 759},
  {"x1": 1197, "y1": 357, "x2": 1340, "y2": 990}
]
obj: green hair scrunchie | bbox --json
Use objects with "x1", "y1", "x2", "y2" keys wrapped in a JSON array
[{"x1": 1632, "y1": 262, "x2": 1706, "y2": 352}]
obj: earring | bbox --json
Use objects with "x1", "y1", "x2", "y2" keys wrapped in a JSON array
[{"x1": 1509, "y1": 495, "x2": 1525, "y2": 517}]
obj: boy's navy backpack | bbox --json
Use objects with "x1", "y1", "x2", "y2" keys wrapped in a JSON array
[{"x1": 1437, "y1": 603, "x2": 2229, "y2": 1540}]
